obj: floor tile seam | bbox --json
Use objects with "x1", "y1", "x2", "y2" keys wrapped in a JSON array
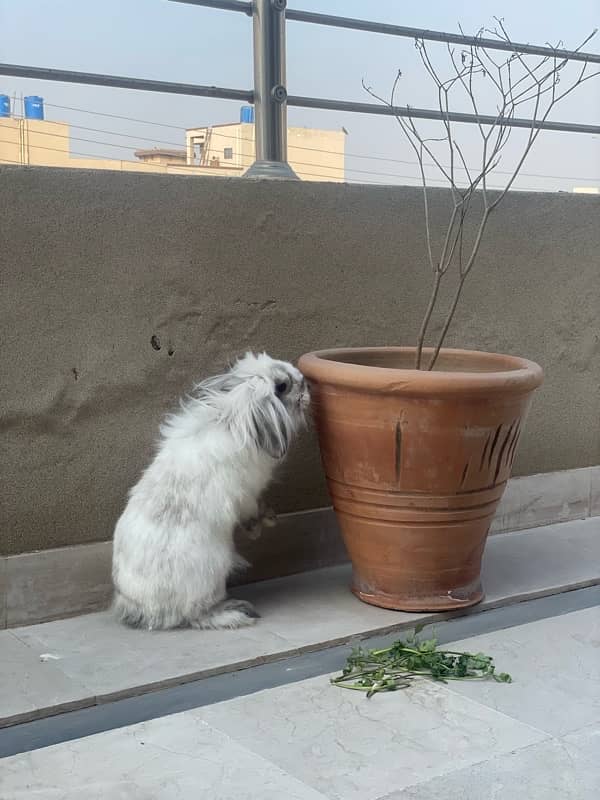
[
  {"x1": 187, "y1": 678, "x2": 552, "y2": 798},
  {"x1": 423, "y1": 676, "x2": 559, "y2": 740},
  {"x1": 184, "y1": 714, "x2": 329, "y2": 797},
  {"x1": 369, "y1": 735, "x2": 564, "y2": 800}
]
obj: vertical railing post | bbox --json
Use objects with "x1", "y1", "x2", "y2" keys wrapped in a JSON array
[{"x1": 245, "y1": 0, "x2": 298, "y2": 178}]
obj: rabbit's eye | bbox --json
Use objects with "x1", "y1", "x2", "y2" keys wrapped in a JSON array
[{"x1": 275, "y1": 380, "x2": 289, "y2": 396}]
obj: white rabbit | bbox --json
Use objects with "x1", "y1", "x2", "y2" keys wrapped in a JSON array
[{"x1": 112, "y1": 352, "x2": 309, "y2": 631}]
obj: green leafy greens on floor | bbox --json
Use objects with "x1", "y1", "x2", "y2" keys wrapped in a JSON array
[{"x1": 331, "y1": 625, "x2": 512, "y2": 698}]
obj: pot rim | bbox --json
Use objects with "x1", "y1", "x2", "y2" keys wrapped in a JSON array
[{"x1": 298, "y1": 347, "x2": 543, "y2": 395}]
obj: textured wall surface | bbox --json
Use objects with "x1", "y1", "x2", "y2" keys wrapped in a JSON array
[{"x1": 1, "y1": 166, "x2": 599, "y2": 557}]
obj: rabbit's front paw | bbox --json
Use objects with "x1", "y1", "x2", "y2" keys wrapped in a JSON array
[
  {"x1": 242, "y1": 516, "x2": 262, "y2": 540},
  {"x1": 261, "y1": 507, "x2": 277, "y2": 528}
]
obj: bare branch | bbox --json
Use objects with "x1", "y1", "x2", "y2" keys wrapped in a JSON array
[
  {"x1": 363, "y1": 22, "x2": 600, "y2": 369},
  {"x1": 415, "y1": 271, "x2": 442, "y2": 369}
]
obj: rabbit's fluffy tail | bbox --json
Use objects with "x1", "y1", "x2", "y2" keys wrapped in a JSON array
[
  {"x1": 191, "y1": 598, "x2": 260, "y2": 630},
  {"x1": 112, "y1": 590, "x2": 152, "y2": 629},
  {"x1": 112, "y1": 590, "x2": 182, "y2": 631},
  {"x1": 112, "y1": 591, "x2": 259, "y2": 631}
]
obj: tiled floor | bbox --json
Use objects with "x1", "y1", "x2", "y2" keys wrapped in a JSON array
[
  {"x1": 381, "y1": 736, "x2": 600, "y2": 800},
  {"x1": 0, "y1": 634, "x2": 90, "y2": 724},
  {"x1": 429, "y1": 606, "x2": 600, "y2": 737},
  {"x1": 2, "y1": 607, "x2": 598, "y2": 799},
  {"x1": 1, "y1": 517, "x2": 598, "y2": 727}
]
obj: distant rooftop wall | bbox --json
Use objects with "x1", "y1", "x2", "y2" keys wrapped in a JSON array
[
  {"x1": 1, "y1": 166, "x2": 598, "y2": 561},
  {"x1": 0, "y1": 118, "x2": 345, "y2": 181}
]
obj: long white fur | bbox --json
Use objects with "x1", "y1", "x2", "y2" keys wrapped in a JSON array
[{"x1": 111, "y1": 352, "x2": 308, "y2": 630}]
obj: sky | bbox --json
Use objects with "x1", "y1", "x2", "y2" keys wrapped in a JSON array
[{"x1": 1, "y1": 0, "x2": 599, "y2": 191}]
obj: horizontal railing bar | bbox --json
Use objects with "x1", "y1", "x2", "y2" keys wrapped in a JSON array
[
  {"x1": 285, "y1": 9, "x2": 600, "y2": 65},
  {"x1": 169, "y1": 0, "x2": 251, "y2": 13},
  {"x1": 170, "y1": 1, "x2": 600, "y2": 65},
  {"x1": 287, "y1": 94, "x2": 600, "y2": 135},
  {"x1": 0, "y1": 64, "x2": 253, "y2": 103},
  {"x1": 2, "y1": 63, "x2": 596, "y2": 136}
]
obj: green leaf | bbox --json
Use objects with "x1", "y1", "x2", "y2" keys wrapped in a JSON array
[{"x1": 331, "y1": 631, "x2": 513, "y2": 699}]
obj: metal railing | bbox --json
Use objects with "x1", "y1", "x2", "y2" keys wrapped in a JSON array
[{"x1": 1, "y1": 0, "x2": 599, "y2": 179}]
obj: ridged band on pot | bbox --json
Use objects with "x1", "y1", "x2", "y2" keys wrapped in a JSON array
[{"x1": 298, "y1": 347, "x2": 544, "y2": 612}]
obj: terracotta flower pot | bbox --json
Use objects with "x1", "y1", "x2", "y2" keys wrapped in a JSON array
[{"x1": 298, "y1": 347, "x2": 543, "y2": 612}]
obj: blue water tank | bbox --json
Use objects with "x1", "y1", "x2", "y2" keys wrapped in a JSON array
[
  {"x1": 0, "y1": 95, "x2": 10, "y2": 117},
  {"x1": 240, "y1": 105, "x2": 254, "y2": 123},
  {"x1": 24, "y1": 96, "x2": 44, "y2": 120}
]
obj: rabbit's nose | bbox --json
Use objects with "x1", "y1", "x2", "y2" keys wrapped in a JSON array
[{"x1": 301, "y1": 384, "x2": 311, "y2": 405}]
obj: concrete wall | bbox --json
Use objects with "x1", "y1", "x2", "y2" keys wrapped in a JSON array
[{"x1": 1, "y1": 166, "x2": 599, "y2": 560}]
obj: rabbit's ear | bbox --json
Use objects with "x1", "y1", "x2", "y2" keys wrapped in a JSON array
[
  {"x1": 226, "y1": 380, "x2": 293, "y2": 460},
  {"x1": 194, "y1": 372, "x2": 241, "y2": 403},
  {"x1": 251, "y1": 394, "x2": 292, "y2": 460}
]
